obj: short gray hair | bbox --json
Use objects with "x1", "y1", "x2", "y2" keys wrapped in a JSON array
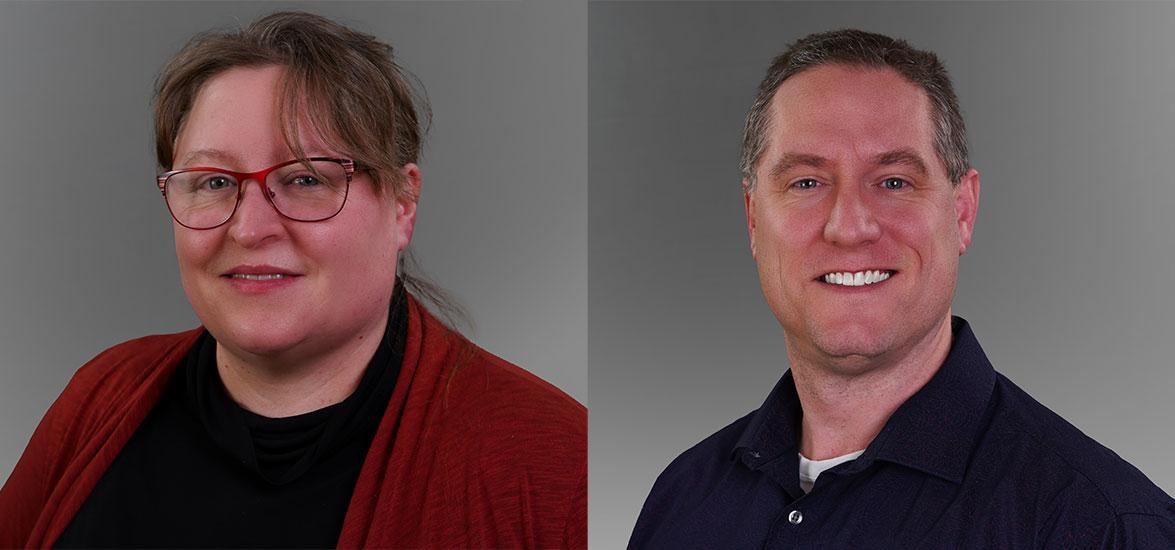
[{"x1": 740, "y1": 29, "x2": 969, "y2": 190}]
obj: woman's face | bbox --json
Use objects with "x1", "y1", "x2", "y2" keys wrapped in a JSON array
[{"x1": 171, "y1": 65, "x2": 417, "y2": 363}]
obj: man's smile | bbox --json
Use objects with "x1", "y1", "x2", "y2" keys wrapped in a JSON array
[{"x1": 818, "y1": 269, "x2": 895, "y2": 287}]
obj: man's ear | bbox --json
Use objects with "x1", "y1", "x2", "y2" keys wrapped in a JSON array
[
  {"x1": 395, "y1": 163, "x2": 421, "y2": 252},
  {"x1": 955, "y1": 168, "x2": 980, "y2": 255},
  {"x1": 744, "y1": 180, "x2": 757, "y2": 259}
]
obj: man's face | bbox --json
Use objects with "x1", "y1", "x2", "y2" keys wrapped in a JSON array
[{"x1": 745, "y1": 64, "x2": 978, "y2": 372}]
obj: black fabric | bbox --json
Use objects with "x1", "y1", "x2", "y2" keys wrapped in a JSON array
[
  {"x1": 56, "y1": 286, "x2": 408, "y2": 549},
  {"x1": 631, "y1": 317, "x2": 1175, "y2": 549}
]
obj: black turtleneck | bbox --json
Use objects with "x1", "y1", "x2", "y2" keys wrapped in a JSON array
[{"x1": 56, "y1": 286, "x2": 408, "y2": 548}]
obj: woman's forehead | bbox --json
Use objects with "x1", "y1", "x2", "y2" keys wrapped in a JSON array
[{"x1": 175, "y1": 66, "x2": 344, "y2": 170}]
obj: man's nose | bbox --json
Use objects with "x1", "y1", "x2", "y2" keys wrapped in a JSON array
[
  {"x1": 823, "y1": 184, "x2": 882, "y2": 246},
  {"x1": 226, "y1": 179, "x2": 284, "y2": 248}
]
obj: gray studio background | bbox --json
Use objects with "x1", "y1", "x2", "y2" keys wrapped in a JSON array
[
  {"x1": 0, "y1": 1, "x2": 586, "y2": 486},
  {"x1": 591, "y1": 2, "x2": 1175, "y2": 546}
]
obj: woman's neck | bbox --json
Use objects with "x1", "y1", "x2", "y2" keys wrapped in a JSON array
[{"x1": 214, "y1": 313, "x2": 389, "y2": 418}]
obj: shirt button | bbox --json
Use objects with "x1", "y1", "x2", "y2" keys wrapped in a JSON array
[{"x1": 788, "y1": 510, "x2": 803, "y2": 525}]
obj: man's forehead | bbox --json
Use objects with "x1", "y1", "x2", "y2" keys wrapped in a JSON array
[
  {"x1": 760, "y1": 64, "x2": 941, "y2": 175},
  {"x1": 774, "y1": 63, "x2": 924, "y2": 101}
]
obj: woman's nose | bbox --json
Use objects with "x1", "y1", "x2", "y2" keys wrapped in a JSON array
[{"x1": 225, "y1": 179, "x2": 286, "y2": 248}]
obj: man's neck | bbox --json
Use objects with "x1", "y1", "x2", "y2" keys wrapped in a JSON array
[{"x1": 789, "y1": 315, "x2": 954, "y2": 460}]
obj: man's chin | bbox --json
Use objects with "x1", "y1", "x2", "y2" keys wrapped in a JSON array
[{"x1": 797, "y1": 323, "x2": 897, "y2": 372}]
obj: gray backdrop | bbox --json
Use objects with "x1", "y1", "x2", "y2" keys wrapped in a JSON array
[
  {"x1": 7, "y1": 1, "x2": 1175, "y2": 545},
  {"x1": 0, "y1": 1, "x2": 586, "y2": 486},
  {"x1": 590, "y1": 2, "x2": 1175, "y2": 547}
]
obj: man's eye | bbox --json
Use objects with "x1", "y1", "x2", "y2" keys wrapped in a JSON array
[
  {"x1": 882, "y1": 177, "x2": 908, "y2": 190},
  {"x1": 791, "y1": 179, "x2": 819, "y2": 190}
]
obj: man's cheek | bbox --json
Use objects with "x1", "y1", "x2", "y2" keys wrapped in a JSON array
[{"x1": 774, "y1": 251, "x2": 789, "y2": 296}]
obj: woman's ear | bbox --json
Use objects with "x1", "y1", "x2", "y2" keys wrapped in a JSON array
[{"x1": 394, "y1": 163, "x2": 421, "y2": 252}]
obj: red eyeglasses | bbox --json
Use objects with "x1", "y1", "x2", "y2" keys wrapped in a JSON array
[{"x1": 157, "y1": 157, "x2": 356, "y2": 230}]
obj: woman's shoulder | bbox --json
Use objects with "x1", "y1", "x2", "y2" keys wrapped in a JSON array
[
  {"x1": 44, "y1": 329, "x2": 204, "y2": 442},
  {"x1": 67, "y1": 329, "x2": 202, "y2": 394},
  {"x1": 0, "y1": 328, "x2": 204, "y2": 546},
  {"x1": 414, "y1": 339, "x2": 586, "y2": 535},
  {"x1": 429, "y1": 337, "x2": 586, "y2": 441},
  {"x1": 410, "y1": 309, "x2": 585, "y2": 460},
  {"x1": 410, "y1": 300, "x2": 585, "y2": 430}
]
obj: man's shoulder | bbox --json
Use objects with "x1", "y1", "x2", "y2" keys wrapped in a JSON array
[
  {"x1": 986, "y1": 372, "x2": 1173, "y2": 518},
  {"x1": 653, "y1": 411, "x2": 756, "y2": 488},
  {"x1": 630, "y1": 410, "x2": 757, "y2": 545}
]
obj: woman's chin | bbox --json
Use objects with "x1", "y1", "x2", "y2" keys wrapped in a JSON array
[{"x1": 209, "y1": 325, "x2": 312, "y2": 363}]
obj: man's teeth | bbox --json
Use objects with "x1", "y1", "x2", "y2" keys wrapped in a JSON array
[
  {"x1": 230, "y1": 273, "x2": 289, "y2": 281},
  {"x1": 822, "y1": 270, "x2": 891, "y2": 287}
]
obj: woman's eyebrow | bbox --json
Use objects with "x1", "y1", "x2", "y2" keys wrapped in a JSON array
[{"x1": 179, "y1": 148, "x2": 240, "y2": 167}]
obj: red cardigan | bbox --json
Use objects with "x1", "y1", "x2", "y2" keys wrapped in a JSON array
[{"x1": 0, "y1": 298, "x2": 586, "y2": 549}]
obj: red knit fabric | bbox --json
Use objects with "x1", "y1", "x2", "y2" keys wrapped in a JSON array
[{"x1": 0, "y1": 298, "x2": 586, "y2": 549}]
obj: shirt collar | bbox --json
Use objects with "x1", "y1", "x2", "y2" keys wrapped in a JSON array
[
  {"x1": 732, "y1": 316, "x2": 997, "y2": 485},
  {"x1": 732, "y1": 368, "x2": 803, "y2": 465}
]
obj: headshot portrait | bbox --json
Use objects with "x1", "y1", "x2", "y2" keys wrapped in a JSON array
[
  {"x1": 0, "y1": 2, "x2": 585, "y2": 548},
  {"x1": 589, "y1": 2, "x2": 1175, "y2": 548}
]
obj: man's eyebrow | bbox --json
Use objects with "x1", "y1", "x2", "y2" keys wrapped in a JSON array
[
  {"x1": 873, "y1": 149, "x2": 928, "y2": 176},
  {"x1": 766, "y1": 149, "x2": 930, "y2": 180},
  {"x1": 768, "y1": 153, "x2": 829, "y2": 180}
]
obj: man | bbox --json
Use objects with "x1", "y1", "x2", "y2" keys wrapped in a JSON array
[{"x1": 630, "y1": 29, "x2": 1174, "y2": 549}]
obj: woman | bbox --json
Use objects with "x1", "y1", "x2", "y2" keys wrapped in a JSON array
[{"x1": 0, "y1": 12, "x2": 585, "y2": 549}]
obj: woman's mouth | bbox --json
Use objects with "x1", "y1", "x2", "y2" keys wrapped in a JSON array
[{"x1": 228, "y1": 273, "x2": 293, "y2": 281}]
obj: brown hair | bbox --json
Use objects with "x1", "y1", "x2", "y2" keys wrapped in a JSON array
[
  {"x1": 740, "y1": 29, "x2": 969, "y2": 189},
  {"x1": 154, "y1": 11, "x2": 467, "y2": 327}
]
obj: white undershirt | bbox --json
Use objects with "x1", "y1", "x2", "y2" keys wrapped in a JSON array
[{"x1": 798, "y1": 449, "x2": 865, "y2": 493}]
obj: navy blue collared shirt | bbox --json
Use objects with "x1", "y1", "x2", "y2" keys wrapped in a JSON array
[{"x1": 631, "y1": 318, "x2": 1174, "y2": 549}]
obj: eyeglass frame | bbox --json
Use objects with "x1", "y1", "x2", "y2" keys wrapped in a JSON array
[{"x1": 156, "y1": 157, "x2": 357, "y2": 230}]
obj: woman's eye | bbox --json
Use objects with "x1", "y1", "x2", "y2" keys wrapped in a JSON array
[
  {"x1": 882, "y1": 177, "x2": 908, "y2": 190},
  {"x1": 290, "y1": 175, "x2": 321, "y2": 187},
  {"x1": 205, "y1": 176, "x2": 233, "y2": 191},
  {"x1": 792, "y1": 179, "x2": 819, "y2": 190}
]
